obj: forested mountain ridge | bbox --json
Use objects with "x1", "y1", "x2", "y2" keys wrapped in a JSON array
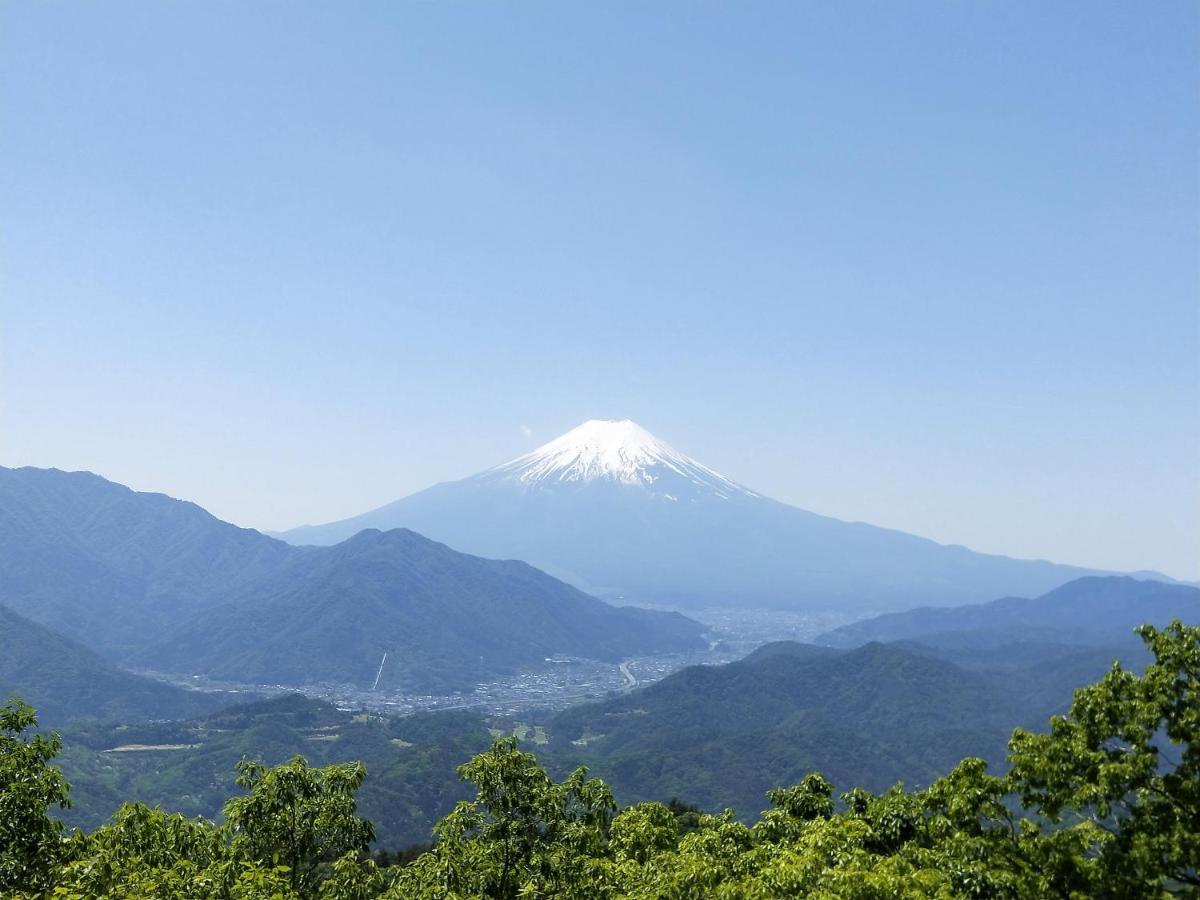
[
  {"x1": 0, "y1": 603, "x2": 232, "y2": 726},
  {"x1": 547, "y1": 641, "x2": 1018, "y2": 815},
  {"x1": 47, "y1": 639, "x2": 1043, "y2": 849},
  {"x1": 0, "y1": 466, "x2": 705, "y2": 693},
  {"x1": 53, "y1": 695, "x2": 492, "y2": 849},
  {"x1": 41, "y1": 633, "x2": 1081, "y2": 853},
  {"x1": 819, "y1": 575, "x2": 1200, "y2": 648},
  {"x1": 810, "y1": 576, "x2": 1200, "y2": 731},
  {"x1": 0, "y1": 466, "x2": 295, "y2": 655},
  {"x1": 39, "y1": 575, "x2": 1198, "y2": 848},
  {"x1": 5, "y1": 621, "x2": 1196, "y2": 898},
  {"x1": 136, "y1": 527, "x2": 705, "y2": 691}
]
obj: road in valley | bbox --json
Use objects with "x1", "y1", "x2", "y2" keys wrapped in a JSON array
[{"x1": 619, "y1": 661, "x2": 638, "y2": 689}]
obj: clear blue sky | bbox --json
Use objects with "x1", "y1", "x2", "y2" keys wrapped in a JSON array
[{"x1": 2, "y1": 2, "x2": 1197, "y2": 579}]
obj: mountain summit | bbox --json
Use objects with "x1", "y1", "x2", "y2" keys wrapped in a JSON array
[
  {"x1": 279, "y1": 420, "x2": 1106, "y2": 611},
  {"x1": 482, "y1": 419, "x2": 756, "y2": 499}
]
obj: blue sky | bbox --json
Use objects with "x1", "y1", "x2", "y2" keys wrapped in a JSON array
[{"x1": 2, "y1": 2, "x2": 1197, "y2": 579}]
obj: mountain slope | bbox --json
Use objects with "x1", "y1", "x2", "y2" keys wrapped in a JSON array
[
  {"x1": 547, "y1": 641, "x2": 1018, "y2": 815},
  {"x1": 138, "y1": 528, "x2": 706, "y2": 692},
  {"x1": 0, "y1": 603, "x2": 231, "y2": 725},
  {"x1": 279, "y1": 419, "x2": 1103, "y2": 612},
  {"x1": 1, "y1": 466, "x2": 707, "y2": 690},
  {"x1": 0, "y1": 466, "x2": 295, "y2": 655},
  {"x1": 818, "y1": 576, "x2": 1200, "y2": 649},
  {"x1": 55, "y1": 695, "x2": 493, "y2": 848},
  {"x1": 815, "y1": 576, "x2": 1199, "y2": 728},
  {"x1": 54, "y1": 632, "x2": 1164, "y2": 845}
]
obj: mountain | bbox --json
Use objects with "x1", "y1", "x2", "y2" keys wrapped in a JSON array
[
  {"x1": 46, "y1": 641, "x2": 1067, "y2": 847},
  {"x1": 0, "y1": 466, "x2": 706, "y2": 690},
  {"x1": 815, "y1": 577, "x2": 1200, "y2": 725},
  {"x1": 137, "y1": 528, "x2": 705, "y2": 692},
  {"x1": 49, "y1": 646, "x2": 1007, "y2": 847},
  {"x1": 0, "y1": 466, "x2": 294, "y2": 655},
  {"x1": 53, "y1": 626, "x2": 1174, "y2": 847},
  {"x1": 0, "y1": 603, "x2": 233, "y2": 726},
  {"x1": 546, "y1": 640, "x2": 1020, "y2": 816},
  {"x1": 279, "y1": 419, "x2": 1104, "y2": 612},
  {"x1": 55, "y1": 695, "x2": 493, "y2": 848},
  {"x1": 818, "y1": 576, "x2": 1200, "y2": 649}
]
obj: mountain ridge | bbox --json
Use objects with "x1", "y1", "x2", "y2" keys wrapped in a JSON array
[
  {"x1": 277, "y1": 419, "x2": 1111, "y2": 611},
  {"x1": 137, "y1": 526, "x2": 706, "y2": 691},
  {"x1": 0, "y1": 465, "x2": 296, "y2": 655},
  {"x1": 546, "y1": 639, "x2": 1019, "y2": 815},
  {"x1": 817, "y1": 575, "x2": 1200, "y2": 649},
  {"x1": 1, "y1": 466, "x2": 707, "y2": 691},
  {"x1": 0, "y1": 601, "x2": 234, "y2": 725}
]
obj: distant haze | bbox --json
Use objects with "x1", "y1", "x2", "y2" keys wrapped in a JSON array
[{"x1": 1, "y1": 3, "x2": 1197, "y2": 579}]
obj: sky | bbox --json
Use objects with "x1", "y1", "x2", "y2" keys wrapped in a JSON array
[{"x1": 2, "y1": 2, "x2": 1197, "y2": 580}]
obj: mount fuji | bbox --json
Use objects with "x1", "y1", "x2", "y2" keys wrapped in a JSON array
[{"x1": 279, "y1": 419, "x2": 1105, "y2": 611}]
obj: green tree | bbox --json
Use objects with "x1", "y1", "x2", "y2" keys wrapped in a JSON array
[
  {"x1": 6, "y1": 617, "x2": 1198, "y2": 899},
  {"x1": 52, "y1": 756, "x2": 380, "y2": 899},
  {"x1": 224, "y1": 755, "x2": 377, "y2": 896},
  {"x1": 0, "y1": 699, "x2": 71, "y2": 894},
  {"x1": 51, "y1": 803, "x2": 297, "y2": 899},
  {"x1": 389, "y1": 737, "x2": 615, "y2": 898},
  {"x1": 1008, "y1": 620, "x2": 1200, "y2": 895}
]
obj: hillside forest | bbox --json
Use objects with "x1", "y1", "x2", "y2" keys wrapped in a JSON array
[{"x1": 3, "y1": 621, "x2": 1196, "y2": 899}]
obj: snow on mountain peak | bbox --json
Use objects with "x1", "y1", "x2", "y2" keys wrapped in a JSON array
[{"x1": 486, "y1": 419, "x2": 757, "y2": 499}]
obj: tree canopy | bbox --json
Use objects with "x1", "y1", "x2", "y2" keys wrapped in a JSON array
[{"x1": 1, "y1": 620, "x2": 1196, "y2": 898}]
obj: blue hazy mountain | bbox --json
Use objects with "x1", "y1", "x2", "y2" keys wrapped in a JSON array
[
  {"x1": 0, "y1": 466, "x2": 705, "y2": 690},
  {"x1": 0, "y1": 602, "x2": 233, "y2": 725},
  {"x1": 135, "y1": 528, "x2": 706, "y2": 692},
  {"x1": 279, "y1": 419, "x2": 1107, "y2": 612},
  {"x1": 0, "y1": 465, "x2": 294, "y2": 656},
  {"x1": 545, "y1": 576, "x2": 1200, "y2": 817},
  {"x1": 817, "y1": 575, "x2": 1200, "y2": 648},
  {"x1": 816, "y1": 575, "x2": 1200, "y2": 730}
]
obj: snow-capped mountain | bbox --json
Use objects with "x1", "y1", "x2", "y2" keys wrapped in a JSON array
[
  {"x1": 279, "y1": 419, "x2": 1104, "y2": 612},
  {"x1": 481, "y1": 419, "x2": 757, "y2": 500}
]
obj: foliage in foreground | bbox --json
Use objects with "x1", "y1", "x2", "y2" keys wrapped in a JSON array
[{"x1": 1, "y1": 622, "x2": 1196, "y2": 898}]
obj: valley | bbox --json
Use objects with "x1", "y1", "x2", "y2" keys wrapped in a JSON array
[
  {"x1": 46, "y1": 576, "x2": 1191, "y2": 852},
  {"x1": 136, "y1": 605, "x2": 852, "y2": 717}
]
